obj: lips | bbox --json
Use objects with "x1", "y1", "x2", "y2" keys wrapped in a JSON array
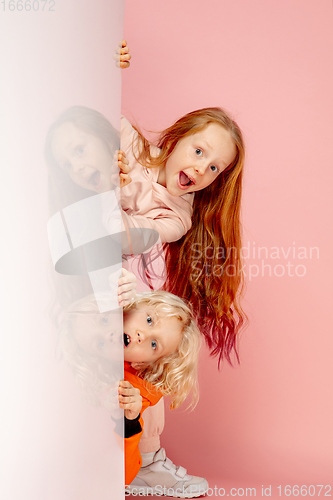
[
  {"x1": 123, "y1": 333, "x2": 131, "y2": 347},
  {"x1": 89, "y1": 170, "x2": 101, "y2": 187},
  {"x1": 179, "y1": 171, "x2": 195, "y2": 188}
]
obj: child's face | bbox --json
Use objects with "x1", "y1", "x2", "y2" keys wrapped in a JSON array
[
  {"x1": 72, "y1": 310, "x2": 123, "y2": 361},
  {"x1": 51, "y1": 122, "x2": 114, "y2": 193},
  {"x1": 123, "y1": 305, "x2": 182, "y2": 364},
  {"x1": 157, "y1": 123, "x2": 236, "y2": 197}
]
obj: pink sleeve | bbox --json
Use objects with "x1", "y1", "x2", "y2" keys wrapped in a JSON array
[{"x1": 121, "y1": 208, "x2": 189, "y2": 244}]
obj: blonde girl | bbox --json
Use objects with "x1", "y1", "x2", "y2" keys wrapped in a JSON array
[{"x1": 58, "y1": 289, "x2": 206, "y2": 495}]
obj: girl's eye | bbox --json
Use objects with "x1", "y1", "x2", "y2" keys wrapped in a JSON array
[
  {"x1": 210, "y1": 165, "x2": 219, "y2": 173},
  {"x1": 195, "y1": 148, "x2": 203, "y2": 156},
  {"x1": 147, "y1": 316, "x2": 153, "y2": 325},
  {"x1": 77, "y1": 146, "x2": 84, "y2": 155},
  {"x1": 98, "y1": 339, "x2": 105, "y2": 348},
  {"x1": 151, "y1": 340, "x2": 157, "y2": 350},
  {"x1": 102, "y1": 316, "x2": 108, "y2": 325}
]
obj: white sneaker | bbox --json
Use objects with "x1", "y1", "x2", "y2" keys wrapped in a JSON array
[{"x1": 126, "y1": 448, "x2": 209, "y2": 498}]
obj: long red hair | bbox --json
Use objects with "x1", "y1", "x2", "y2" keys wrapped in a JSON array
[{"x1": 135, "y1": 108, "x2": 246, "y2": 365}]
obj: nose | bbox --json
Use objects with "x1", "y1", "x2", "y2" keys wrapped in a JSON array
[
  {"x1": 136, "y1": 331, "x2": 145, "y2": 343},
  {"x1": 71, "y1": 158, "x2": 84, "y2": 173},
  {"x1": 194, "y1": 163, "x2": 208, "y2": 176}
]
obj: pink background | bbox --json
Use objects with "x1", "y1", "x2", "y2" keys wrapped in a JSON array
[{"x1": 122, "y1": 0, "x2": 333, "y2": 496}]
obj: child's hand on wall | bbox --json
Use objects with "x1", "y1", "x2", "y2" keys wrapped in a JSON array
[
  {"x1": 114, "y1": 40, "x2": 131, "y2": 68},
  {"x1": 118, "y1": 380, "x2": 142, "y2": 420},
  {"x1": 118, "y1": 150, "x2": 132, "y2": 188},
  {"x1": 118, "y1": 268, "x2": 137, "y2": 307}
]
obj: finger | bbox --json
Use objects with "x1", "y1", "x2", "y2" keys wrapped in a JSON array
[
  {"x1": 118, "y1": 269, "x2": 136, "y2": 284},
  {"x1": 119, "y1": 174, "x2": 132, "y2": 183},
  {"x1": 119, "y1": 177, "x2": 132, "y2": 188},
  {"x1": 118, "y1": 163, "x2": 131, "y2": 174},
  {"x1": 118, "y1": 389, "x2": 134, "y2": 398},
  {"x1": 115, "y1": 40, "x2": 127, "y2": 54},
  {"x1": 118, "y1": 157, "x2": 130, "y2": 168},
  {"x1": 118, "y1": 277, "x2": 136, "y2": 287},
  {"x1": 119, "y1": 387, "x2": 140, "y2": 399},
  {"x1": 119, "y1": 401, "x2": 141, "y2": 411},
  {"x1": 118, "y1": 292, "x2": 137, "y2": 304},
  {"x1": 118, "y1": 283, "x2": 137, "y2": 294},
  {"x1": 119, "y1": 400, "x2": 141, "y2": 409},
  {"x1": 118, "y1": 285, "x2": 137, "y2": 302},
  {"x1": 119, "y1": 178, "x2": 132, "y2": 189},
  {"x1": 118, "y1": 292, "x2": 136, "y2": 305},
  {"x1": 118, "y1": 157, "x2": 129, "y2": 165},
  {"x1": 119, "y1": 395, "x2": 133, "y2": 404},
  {"x1": 120, "y1": 47, "x2": 129, "y2": 55},
  {"x1": 119, "y1": 386, "x2": 139, "y2": 397},
  {"x1": 120, "y1": 54, "x2": 131, "y2": 62},
  {"x1": 119, "y1": 61, "x2": 130, "y2": 69},
  {"x1": 119, "y1": 402, "x2": 134, "y2": 409},
  {"x1": 119, "y1": 174, "x2": 131, "y2": 182},
  {"x1": 118, "y1": 151, "x2": 128, "y2": 160},
  {"x1": 118, "y1": 275, "x2": 136, "y2": 287},
  {"x1": 118, "y1": 267, "x2": 132, "y2": 285},
  {"x1": 119, "y1": 380, "x2": 133, "y2": 389}
]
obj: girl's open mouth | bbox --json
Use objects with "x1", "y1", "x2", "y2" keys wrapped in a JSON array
[
  {"x1": 123, "y1": 333, "x2": 131, "y2": 347},
  {"x1": 89, "y1": 170, "x2": 101, "y2": 187},
  {"x1": 179, "y1": 171, "x2": 194, "y2": 188}
]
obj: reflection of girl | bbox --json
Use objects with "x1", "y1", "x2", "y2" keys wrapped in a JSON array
[
  {"x1": 57, "y1": 268, "x2": 136, "y2": 405},
  {"x1": 45, "y1": 105, "x2": 120, "y2": 215},
  {"x1": 60, "y1": 289, "x2": 206, "y2": 496}
]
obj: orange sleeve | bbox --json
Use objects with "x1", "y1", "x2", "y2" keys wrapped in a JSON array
[{"x1": 123, "y1": 364, "x2": 163, "y2": 485}]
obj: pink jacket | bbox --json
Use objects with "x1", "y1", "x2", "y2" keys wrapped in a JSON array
[{"x1": 120, "y1": 117, "x2": 194, "y2": 244}]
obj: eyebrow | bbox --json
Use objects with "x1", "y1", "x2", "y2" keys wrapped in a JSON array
[
  {"x1": 202, "y1": 139, "x2": 228, "y2": 168},
  {"x1": 201, "y1": 140, "x2": 227, "y2": 167},
  {"x1": 156, "y1": 336, "x2": 165, "y2": 352},
  {"x1": 202, "y1": 139, "x2": 213, "y2": 151}
]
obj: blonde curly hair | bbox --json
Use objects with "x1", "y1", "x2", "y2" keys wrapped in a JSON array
[
  {"x1": 59, "y1": 291, "x2": 201, "y2": 411},
  {"x1": 124, "y1": 291, "x2": 201, "y2": 410}
]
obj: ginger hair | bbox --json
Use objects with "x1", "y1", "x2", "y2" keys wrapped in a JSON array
[{"x1": 133, "y1": 107, "x2": 246, "y2": 365}]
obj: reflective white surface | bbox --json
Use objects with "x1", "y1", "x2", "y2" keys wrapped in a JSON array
[{"x1": 0, "y1": 1, "x2": 126, "y2": 499}]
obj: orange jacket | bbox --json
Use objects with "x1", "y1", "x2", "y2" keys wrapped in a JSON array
[{"x1": 123, "y1": 362, "x2": 163, "y2": 485}]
